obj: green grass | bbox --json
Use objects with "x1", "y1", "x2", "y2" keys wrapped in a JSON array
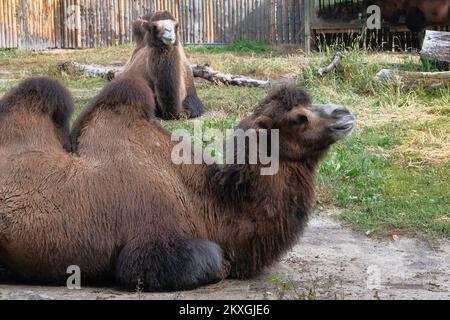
[
  {"x1": 298, "y1": 47, "x2": 449, "y2": 237},
  {"x1": 186, "y1": 39, "x2": 271, "y2": 54},
  {"x1": 0, "y1": 43, "x2": 449, "y2": 238},
  {"x1": 318, "y1": 123, "x2": 450, "y2": 237}
]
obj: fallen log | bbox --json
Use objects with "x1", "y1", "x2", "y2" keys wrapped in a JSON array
[
  {"x1": 58, "y1": 61, "x2": 121, "y2": 81},
  {"x1": 191, "y1": 64, "x2": 270, "y2": 88},
  {"x1": 318, "y1": 52, "x2": 341, "y2": 77},
  {"x1": 420, "y1": 30, "x2": 450, "y2": 70},
  {"x1": 376, "y1": 69, "x2": 450, "y2": 89},
  {"x1": 58, "y1": 61, "x2": 270, "y2": 88}
]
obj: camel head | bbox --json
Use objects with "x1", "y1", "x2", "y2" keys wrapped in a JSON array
[
  {"x1": 140, "y1": 11, "x2": 180, "y2": 48},
  {"x1": 242, "y1": 85, "x2": 355, "y2": 162}
]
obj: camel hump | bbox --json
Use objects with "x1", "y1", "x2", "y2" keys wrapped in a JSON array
[
  {"x1": 70, "y1": 77, "x2": 155, "y2": 152},
  {"x1": 96, "y1": 76, "x2": 155, "y2": 114},
  {"x1": 132, "y1": 19, "x2": 147, "y2": 46},
  {"x1": 0, "y1": 77, "x2": 74, "y2": 123}
]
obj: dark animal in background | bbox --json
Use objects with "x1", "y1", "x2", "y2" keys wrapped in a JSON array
[
  {"x1": 374, "y1": 0, "x2": 450, "y2": 32},
  {"x1": 404, "y1": 0, "x2": 450, "y2": 32},
  {"x1": 120, "y1": 11, "x2": 204, "y2": 120}
]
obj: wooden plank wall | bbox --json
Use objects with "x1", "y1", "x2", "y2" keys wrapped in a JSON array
[
  {"x1": 0, "y1": 0, "x2": 58, "y2": 50},
  {"x1": 0, "y1": 0, "x2": 307, "y2": 49}
]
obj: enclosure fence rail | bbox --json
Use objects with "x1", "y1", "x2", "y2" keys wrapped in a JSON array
[{"x1": 0, "y1": 0, "x2": 306, "y2": 49}]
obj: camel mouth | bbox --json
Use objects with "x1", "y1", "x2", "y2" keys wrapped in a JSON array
[
  {"x1": 329, "y1": 114, "x2": 356, "y2": 138},
  {"x1": 162, "y1": 36, "x2": 176, "y2": 45},
  {"x1": 331, "y1": 121, "x2": 354, "y2": 132}
]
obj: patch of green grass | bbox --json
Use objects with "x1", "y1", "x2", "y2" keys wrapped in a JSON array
[
  {"x1": 0, "y1": 49, "x2": 20, "y2": 59},
  {"x1": 228, "y1": 40, "x2": 271, "y2": 53},
  {"x1": 299, "y1": 47, "x2": 450, "y2": 237},
  {"x1": 186, "y1": 40, "x2": 270, "y2": 55},
  {"x1": 198, "y1": 85, "x2": 267, "y2": 114},
  {"x1": 317, "y1": 122, "x2": 450, "y2": 237},
  {"x1": 400, "y1": 55, "x2": 448, "y2": 72}
]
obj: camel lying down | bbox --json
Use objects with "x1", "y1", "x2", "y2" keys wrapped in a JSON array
[{"x1": 0, "y1": 77, "x2": 355, "y2": 291}]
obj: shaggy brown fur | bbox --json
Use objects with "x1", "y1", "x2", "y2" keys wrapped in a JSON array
[
  {"x1": 0, "y1": 77, "x2": 354, "y2": 291},
  {"x1": 0, "y1": 77, "x2": 225, "y2": 291},
  {"x1": 121, "y1": 11, "x2": 204, "y2": 120},
  {"x1": 0, "y1": 77, "x2": 73, "y2": 151},
  {"x1": 405, "y1": 0, "x2": 449, "y2": 32},
  {"x1": 71, "y1": 81, "x2": 355, "y2": 282}
]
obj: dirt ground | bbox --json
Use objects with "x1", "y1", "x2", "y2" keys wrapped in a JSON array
[{"x1": 1, "y1": 210, "x2": 448, "y2": 300}]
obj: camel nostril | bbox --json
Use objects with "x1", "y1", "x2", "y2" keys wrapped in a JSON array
[{"x1": 331, "y1": 108, "x2": 351, "y2": 117}]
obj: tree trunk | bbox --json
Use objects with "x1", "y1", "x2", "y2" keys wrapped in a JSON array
[
  {"x1": 421, "y1": 30, "x2": 450, "y2": 70},
  {"x1": 191, "y1": 64, "x2": 270, "y2": 88},
  {"x1": 376, "y1": 69, "x2": 450, "y2": 89},
  {"x1": 58, "y1": 61, "x2": 121, "y2": 81}
]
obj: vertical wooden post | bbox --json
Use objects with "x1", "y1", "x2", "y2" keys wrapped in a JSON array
[
  {"x1": 0, "y1": 1, "x2": 4, "y2": 48},
  {"x1": 3, "y1": 0, "x2": 9, "y2": 48},
  {"x1": 119, "y1": 0, "x2": 125, "y2": 44},
  {"x1": 304, "y1": 0, "x2": 311, "y2": 52},
  {"x1": 6, "y1": 0, "x2": 12, "y2": 47},
  {"x1": 30, "y1": 0, "x2": 35, "y2": 48},
  {"x1": 75, "y1": 0, "x2": 81, "y2": 47},
  {"x1": 13, "y1": 0, "x2": 19, "y2": 47},
  {"x1": 270, "y1": 0, "x2": 276, "y2": 44}
]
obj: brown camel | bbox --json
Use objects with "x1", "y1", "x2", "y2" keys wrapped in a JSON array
[
  {"x1": 0, "y1": 76, "x2": 355, "y2": 291},
  {"x1": 120, "y1": 11, "x2": 204, "y2": 120}
]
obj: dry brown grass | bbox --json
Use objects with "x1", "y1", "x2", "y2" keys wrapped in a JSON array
[{"x1": 376, "y1": 127, "x2": 450, "y2": 167}]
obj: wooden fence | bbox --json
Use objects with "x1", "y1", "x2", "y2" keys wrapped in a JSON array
[{"x1": 0, "y1": 0, "x2": 307, "y2": 50}]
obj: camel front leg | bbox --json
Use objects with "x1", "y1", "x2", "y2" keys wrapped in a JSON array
[{"x1": 115, "y1": 238, "x2": 229, "y2": 292}]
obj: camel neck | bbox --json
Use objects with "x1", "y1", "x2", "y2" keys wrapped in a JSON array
[
  {"x1": 150, "y1": 43, "x2": 178, "y2": 56},
  {"x1": 180, "y1": 159, "x2": 318, "y2": 278}
]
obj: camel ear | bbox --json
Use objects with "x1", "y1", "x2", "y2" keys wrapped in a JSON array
[
  {"x1": 255, "y1": 115, "x2": 273, "y2": 130},
  {"x1": 140, "y1": 20, "x2": 151, "y2": 31}
]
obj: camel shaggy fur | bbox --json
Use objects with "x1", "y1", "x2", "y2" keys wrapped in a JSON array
[
  {"x1": 0, "y1": 77, "x2": 355, "y2": 291},
  {"x1": 120, "y1": 11, "x2": 204, "y2": 120}
]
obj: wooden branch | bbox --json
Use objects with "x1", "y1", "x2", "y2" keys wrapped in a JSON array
[
  {"x1": 191, "y1": 64, "x2": 270, "y2": 88},
  {"x1": 318, "y1": 52, "x2": 341, "y2": 77},
  {"x1": 58, "y1": 61, "x2": 271, "y2": 88},
  {"x1": 58, "y1": 61, "x2": 122, "y2": 81},
  {"x1": 376, "y1": 69, "x2": 450, "y2": 89}
]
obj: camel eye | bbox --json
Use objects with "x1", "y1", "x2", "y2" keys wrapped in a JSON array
[
  {"x1": 151, "y1": 24, "x2": 159, "y2": 32},
  {"x1": 289, "y1": 115, "x2": 308, "y2": 126}
]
